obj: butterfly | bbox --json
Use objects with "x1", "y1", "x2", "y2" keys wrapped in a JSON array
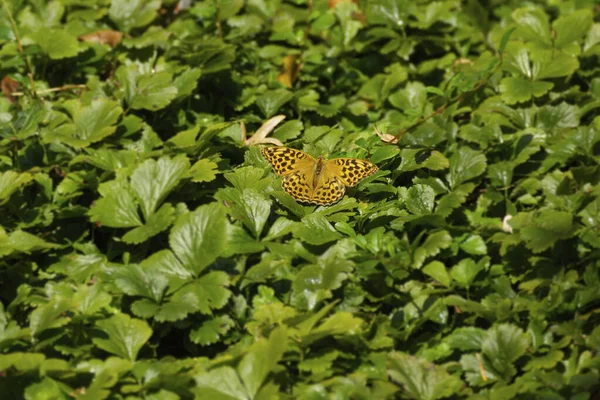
[{"x1": 261, "y1": 146, "x2": 378, "y2": 205}]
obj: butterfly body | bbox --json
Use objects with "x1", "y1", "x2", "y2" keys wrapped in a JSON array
[{"x1": 261, "y1": 146, "x2": 378, "y2": 205}]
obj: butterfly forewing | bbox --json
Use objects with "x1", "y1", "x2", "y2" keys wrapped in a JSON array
[
  {"x1": 261, "y1": 146, "x2": 315, "y2": 176},
  {"x1": 326, "y1": 158, "x2": 378, "y2": 187}
]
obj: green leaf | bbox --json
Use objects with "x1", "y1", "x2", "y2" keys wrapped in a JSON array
[
  {"x1": 334, "y1": 1, "x2": 362, "y2": 48},
  {"x1": 499, "y1": 77, "x2": 554, "y2": 105},
  {"x1": 481, "y1": 324, "x2": 530, "y2": 381},
  {"x1": 190, "y1": 315, "x2": 235, "y2": 346},
  {"x1": 553, "y1": 9, "x2": 593, "y2": 48},
  {"x1": 405, "y1": 184, "x2": 435, "y2": 215},
  {"x1": 447, "y1": 147, "x2": 487, "y2": 189},
  {"x1": 450, "y1": 258, "x2": 484, "y2": 288},
  {"x1": 169, "y1": 203, "x2": 228, "y2": 275},
  {"x1": 194, "y1": 366, "x2": 248, "y2": 400},
  {"x1": 293, "y1": 214, "x2": 344, "y2": 245},
  {"x1": 24, "y1": 377, "x2": 64, "y2": 400},
  {"x1": 130, "y1": 155, "x2": 190, "y2": 219},
  {"x1": 72, "y1": 99, "x2": 123, "y2": 144},
  {"x1": 256, "y1": 89, "x2": 293, "y2": 118},
  {"x1": 1, "y1": 230, "x2": 59, "y2": 257},
  {"x1": 238, "y1": 326, "x2": 287, "y2": 398},
  {"x1": 31, "y1": 28, "x2": 81, "y2": 59},
  {"x1": 113, "y1": 263, "x2": 167, "y2": 302},
  {"x1": 172, "y1": 271, "x2": 231, "y2": 315},
  {"x1": 216, "y1": 188, "x2": 271, "y2": 239},
  {"x1": 422, "y1": 261, "x2": 451, "y2": 287},
  {"x1": 30, "y1": 298, "x2": 71, "y2": 338},
  {"x1": 459, "y1": 235, "x2": 487, "y2": 255},
  {"x1": 399, "y1": 149, "x2": 449, "y2": 172},
  {"x1": 122, "y1": 203, "x2": 175, "y2": 244},
  {"x1": 370, "y1": 146, "x2": 400, "y2": 164},
  {"x1": 190, "y1": 159, "x2": 219, "y2": 183},
  {"x1": 512, "y1": 7, "x2": 551, "y2": 45},
  {"x1": 0, "y1": 171, "x2": 33, "y2": 205},
  {"x1": 388, "y1": 81, "x2": 427, "y2": 112},
  {"x1": 108, "y1": 0, "x2": 160, "y2": 32},
  {"x1": 413, "y1": 230, "x2": 452, "y2": 269},
  {"x1": 89, "y1": 180, "x2": 142, "y2": 228},
  {"x1": 514, "y1": 210, "x2": 573, "y2": 253},
  {"x1": 93, "y1": 314, "x2": 152, "y2": 361},
  {"x1": 445, "y1": 327, "x2": 487, "y2": 351},
  {"x1": 130, "y1": 71, "x2": 179, "y2": 111},
  {"x1": 388, "y1": 352, "x2": 463, "y2": 400},
  {"x1": 173, "y1": 68, "x2": 203, "y2": 98}
]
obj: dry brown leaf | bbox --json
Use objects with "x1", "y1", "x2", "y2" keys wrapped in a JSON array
[
  {"x1": 1, "y1": 76, "x2": 19, "y2": 103},
  {"x1": 373, "y1": 124, "x2": 399, "y2": 144},
  {"x1": 328, "y1": 0, "x2": 357, "y2": 8},
  {"x1": 243, "y1": 115, "x2": 286, "y2": 146},
  {"x1": 79, "y1": 30, "x2": 123, "y2": 48},
  {"x1": 278, "y1": 55, "x2": 302, "y2": 88}
]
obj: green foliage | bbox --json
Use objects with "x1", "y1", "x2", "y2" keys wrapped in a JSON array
[{"x1": 1, "y1": 0, "x2": 599, "y2": 398}]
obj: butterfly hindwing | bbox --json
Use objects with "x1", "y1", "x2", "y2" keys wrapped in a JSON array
[
  {"x1": 261, "y1": 146, "x2": 315, "y2": 177},
  {"x1": 281, "y1": 173, "x2": 313, "y2": 203},
  {"x1": 326, "y1": 158, "x2": 378, "y2": 187},
  {"x1": 311, "y1": 176, "x2": 345, "y2": 205}
]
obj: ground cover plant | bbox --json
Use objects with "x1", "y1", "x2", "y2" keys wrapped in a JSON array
[{"x1": 1, "y1": 0, "x2": 600, "y2": 398}]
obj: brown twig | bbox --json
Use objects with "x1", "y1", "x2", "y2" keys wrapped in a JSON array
[
  {"x1": 9, "y1": 84, "x2": 88, "y2": 97},
  {"x1": 392, "y1": 59, "x2": 503, "y2": 143}
]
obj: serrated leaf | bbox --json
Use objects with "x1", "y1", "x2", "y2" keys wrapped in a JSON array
[
  {"x1": 0, "y1": 171, "x2": 33, "y2": 204},
  {"x1": 450, "y1": 258, "x2": 484, "y2": 288},
  {"x1": 238, "y1": 326, "x2": 287, "y2": 398},
  {"x1": 406, "y1": 184, "x2": 435, "y2": 215},
  {"x1": 481, "y1": 324, "x2": 530, "y2": 381},
  {"x1": 73, "y1": 99, "x2": 123, "y2": 143},
  {"x1": 445, "y1": 327, "x2": 487, "y2": 351},
  {"x1": 388, "y1": 352, "x2": 463, "y2": 400},
  {"x1": 460, "y1": 235, "x2": 487, "y2": 255},
  {"x1": 89, "y1": 180, "x2": 142, "y2": 228},
  {"x1": 499, "y1": 77, "x2": 554, "y2": 105},
  {"x1": 512, "y1": 7, "x2": 551, "y2": 45},
  {"x1": 422, "y1": 261, "x2": 451, "y2": 287},
  {"x1": 173, "y1": 68, "x2": 202, "y2": 98},
  {"x1": 93, "y1": 314, "x2": 152, "y2": 361},
  {"x1": 447, "y1": 147, "x2": 487, "y2": 189},
  {"x1": 413, "y1": 230, "x2": 452, "y2": 269},
  {"x1": 169, "y1": 203, "x2": 228, "y2": 275},
  {"x1": 553, "y1": 9, "x2": 593, "y2": 48},
  {"x1": 194, "y1": 366, "x2": 248, "y2": 400},
  {"x1": 190, "y1": 315, "x2": 235, "y2": 346},
  {"x1": 31, "y1": 28, "x2": 81, "y2": 59},
  {"x1": 171, "y1": 271, "x2": 231, "y2": 315},
  {"x1": 399, "y1": 149, "x2": 449, "y2": 172},
  {"x1": 122, "y1": 203, "x2": 175, "y2": 244},
  {"x1": 294, "y1": 213, "x2": 344, "y2": 245},
  {"x1": 108, "y1": 0, "x2": 160, "y2": 32},
  {"x1": 190, "y1": 159, "x2": 218, "y2": 184},
  {"x1": 130, "y1": 71, "x2": 178, "y2": 111},
  {"x1": 130, "y1": 155, "x2": 190, "y2": 219},
  {"x1": 256, "y1": 89, "x2": 293, "y2": 118},
  {"x1": 30, "y1": 298, "x2": 71, "y2": 338}
]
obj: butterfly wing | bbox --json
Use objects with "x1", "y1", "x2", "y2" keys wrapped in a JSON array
[
  {"x1": 281, "y1": 173, "x2": 314, "y2": 203},
  {"x1": 262, "y1": 146, "x2": 317, "y2": 202},
  {"x1": 311, "y1": 175, "x2": 346, "y2": 205},
  {"x1": 325, "y1": 158, "x2": 378, "y2": 187},
  {"x1": 261, "y1": 146, "x2": 316, "y2": 177}
]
